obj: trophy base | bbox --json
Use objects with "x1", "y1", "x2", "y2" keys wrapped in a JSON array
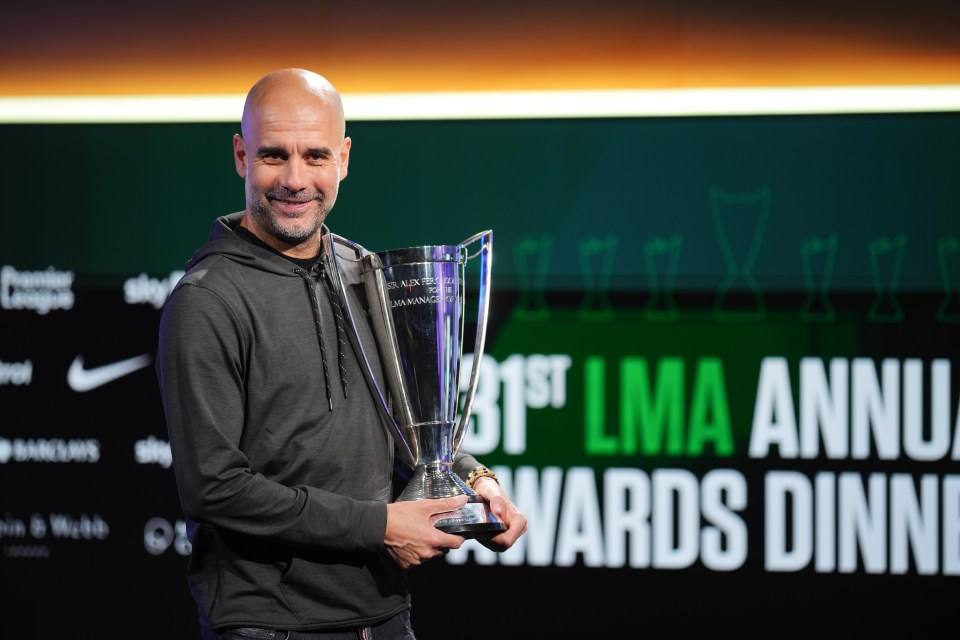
[
  {"x1": 434, "y1": 494, "x2": 508, "y2": 538},
  {"x1": 397, "y1": 463, "x2": 508, "y2": 538}
]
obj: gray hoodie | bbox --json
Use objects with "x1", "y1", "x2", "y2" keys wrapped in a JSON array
[{"x1": 156, "y1": 212, "x2": 480, "y2": 632}]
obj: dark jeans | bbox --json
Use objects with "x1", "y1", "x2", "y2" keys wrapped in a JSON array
[{"x1": 202, "y1": 610, "x2": 415, "y2": 640}]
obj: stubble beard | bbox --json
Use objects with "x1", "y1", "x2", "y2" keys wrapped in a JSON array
[{"x1": 248, "y1": 187, "x2": 331, "y2": 247}]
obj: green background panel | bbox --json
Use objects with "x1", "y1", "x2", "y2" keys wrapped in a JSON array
[{"x1": 2, "y1": 113, "x2": 957, "y2": 292}]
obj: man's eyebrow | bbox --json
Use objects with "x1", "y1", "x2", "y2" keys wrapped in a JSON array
[
  {"x1": 304, "y1": 147, "x2": 334, "y2": 159},
  {"x1": 255, "y1": 145, "x2": 334, "y2": 159},
  {"x1": 256, "y1": 145, "x2": 287, "y2": 157}
]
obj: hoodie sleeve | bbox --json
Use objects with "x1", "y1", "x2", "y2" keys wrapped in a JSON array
[{"x1": 156, "y1": 277, "x2": 387, "y2": 552}]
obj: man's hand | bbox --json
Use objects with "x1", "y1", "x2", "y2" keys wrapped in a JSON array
[
  {"x1": 472, "y1": 477, "x2": 528, "y2": 552},
  {"x1": 384, "y1": 495, "x2": 468, "y2": 569}
]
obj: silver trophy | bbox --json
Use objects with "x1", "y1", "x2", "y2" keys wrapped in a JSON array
[{"x1": 323, "y1": 230, "x2": 507, "y2": 537}]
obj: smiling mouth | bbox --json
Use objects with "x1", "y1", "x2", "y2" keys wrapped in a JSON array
[{"x1": 272, "y1": 199, "x2": 316, "y2": 215}]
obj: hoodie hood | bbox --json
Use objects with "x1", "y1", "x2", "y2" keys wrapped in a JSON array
[
  {"x1": 184, "y1": 211, "x2": 328, "y2": 276},
  {"x1": 181, "y1": 211, "x2": 349, "y2": 412}
]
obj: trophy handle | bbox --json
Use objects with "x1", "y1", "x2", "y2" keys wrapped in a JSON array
[
  {"x1": 453, "y1": 229, "x2": 493, "y2": 454},
  {"x1": 322, "y1": 232, "x2": 418, "y2": 469}
]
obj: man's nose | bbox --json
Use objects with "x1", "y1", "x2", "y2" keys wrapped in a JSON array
[{"x1": 279, "y1": 160, "x2": 308, "y2": 191}]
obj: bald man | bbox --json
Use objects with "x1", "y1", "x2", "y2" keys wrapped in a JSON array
[{"x1": 156, "y1": 69, "x2": 526, "y2": 639}]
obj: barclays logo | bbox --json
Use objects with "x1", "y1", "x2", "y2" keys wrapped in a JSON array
[{"x1": 0, "y1": 437, "x2": 100, "y2": 464}]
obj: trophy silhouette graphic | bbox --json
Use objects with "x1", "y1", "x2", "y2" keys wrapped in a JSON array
[
  {"x1": 323, "y1": 230, "x2": 507, "y2": 536},
  {"x1": 512, "y1": 234, "x2": 553, "y2": 321},
  {"x1": 709, "y1": 187, "x2": 770, "y2": 322},
  {"x1": 642, "y1": 234, "x2": 682, "y2": 322},
  {"x1": 800, "y1": 234, "x2": 839, "y2": 323},
  {"x1": 867, "y1": 234, "x2": 906, "y2": 323},
  {"x1": 937, "y1": 236, "x2": 960, "y2": 323},
  {"x1": 578, "y1": 234, "x2": 617, "y2": 322}
]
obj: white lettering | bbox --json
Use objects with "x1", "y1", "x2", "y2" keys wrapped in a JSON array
[
  {"x1": 801, "y1": 357, "x2": 849, "y2": 458},
  {"x1": 460, "y1": 354, "x2": 501, "y2": 454},
  {"x1": 908, "y1": 359, "x2": 953, "y2": 460},
  {"x1": 603, "y1": 468, "x2": 651, "y2": 568},
  {"x1": 0, "y1": 265, "x2": 75, "y2": 314},
  {"x1": 123, "y1": 271, "x2": 184, "y2": 308},
  {"x1": 750, "y1": 357, "x2": 799, "y2": 458},
  {"x1": 555, "y1": 467, "x2": 605, "y2": 567},
  {"x1": 890, "y1": 474, "x2": 938, "y2": 574},
  {"x1": 2, "y1": 545, "x2": 50, "y2": 558},
  {"x1": 0, "y1": 514, "x2": 27, "y2": 541},
  {"x1": 0, "y1": 438, "x2": 100, "y2": 464},
  {"x1": 851, "y1": 359, "x2": 900, "y2": 459},
  {"x1": 460, "y1": 353, "x2": 570, "y2": 456},
  {"x1": 134, "y1": 436, "x2": 173, "y2": 468},
  {"x1": 944, "y1": 476, "x2": 960, "y2": 575},
  {"x1": 48, "y1": 513, "x2": 110, "y2": 540},
  {"x1": 838, "y1": 472, "x2": 887, "y2": 572},
  {"x1": 753, "y1": 357, "x2": 960, "y2": 461},
  {"x1": 701, "y1": 469, "x2": 748, "y2": 571},
  {"x1": 766, "y1": 471, "x2": 955, "y2": 575},
  {"x1": 0, "y1": 359, "x2": 32, "y2": 385},
  {"x1": 652, "y1": 468, "x2": 700, "y2": 569}
]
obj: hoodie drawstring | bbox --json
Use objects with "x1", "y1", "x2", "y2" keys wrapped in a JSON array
[
  {"x1": 320, "y1": 263, "x2": 350, "y2": 398},
  {"x1": 296, "y1": 263, "x2": 348, "y2": 410}
]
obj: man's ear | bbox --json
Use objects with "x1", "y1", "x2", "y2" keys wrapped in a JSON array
[
  {"x1": 233, "y1": 133, "x2": 247, "y2": 178},
  {"x1": 339, "y1": 137, "x2": 352, "y2": 181}
]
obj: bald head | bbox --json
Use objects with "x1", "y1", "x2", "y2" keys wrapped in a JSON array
[
  {"x1": 241, "y1": 68, "x2": 346, "y2": 141},
  {"x1": 232, "y1": 68, "x2": 352, "y2": 258}
]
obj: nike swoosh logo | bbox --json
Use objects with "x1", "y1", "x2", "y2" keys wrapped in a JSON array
[{"x1": 67, "y1": 354, "x2": 152, "y2": 393}]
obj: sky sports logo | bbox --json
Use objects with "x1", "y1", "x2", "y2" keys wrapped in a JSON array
[
  {"x1": 0, "y1": 359, "x2": 32, "y2": 385},
  {"x1": 135, "y1": 436, "x2": 172, "y2": 468},
  {"x1": 124, "y1": 271, "x2": 184, "y2": 308}
]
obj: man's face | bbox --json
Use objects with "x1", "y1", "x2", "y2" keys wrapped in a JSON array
[{"x1": 234, "y1": 98, "x2": 351, "y2": 252}]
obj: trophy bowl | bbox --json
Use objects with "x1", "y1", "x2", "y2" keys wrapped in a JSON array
[{"x1": 325, "y1": 230, "x2": 507, "y2": 537}]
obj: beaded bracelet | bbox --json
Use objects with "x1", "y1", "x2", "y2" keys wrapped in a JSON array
[{"x1": 467, "y1": 465, "x2": 499, "y2": 491}]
